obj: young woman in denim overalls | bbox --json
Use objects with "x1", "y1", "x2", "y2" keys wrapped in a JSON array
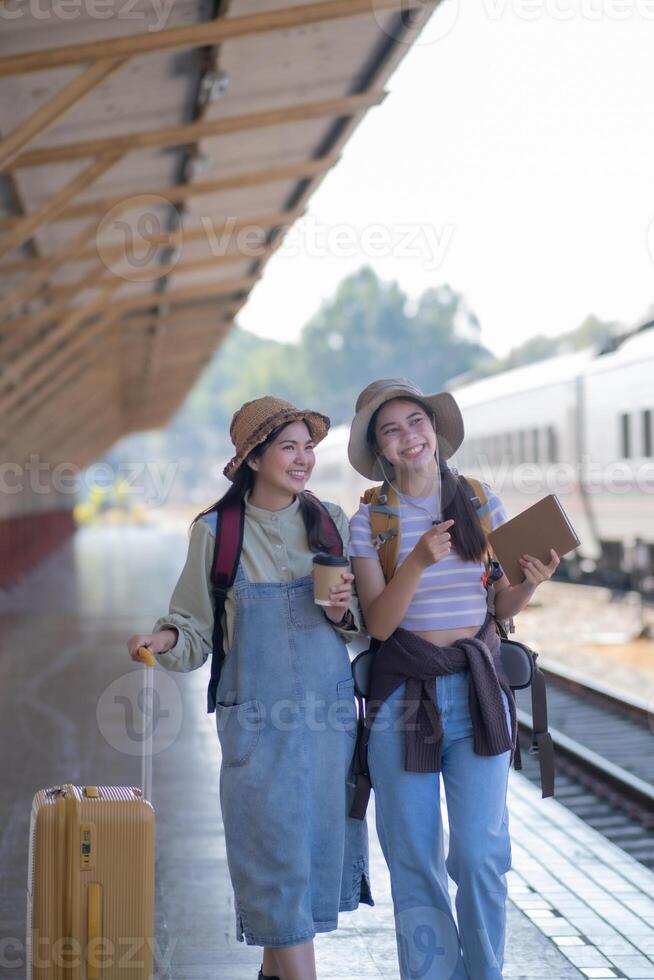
[
  {"x1": 347, "y1": 379, "x2": 559, "y2": 980},
  {"x1": 128, "y1": 397, "x2": 373, "y2": 980}
]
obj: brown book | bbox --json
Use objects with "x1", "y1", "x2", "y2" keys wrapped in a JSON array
[{"x1": 487, "y1": 494, "x2": 581, "y2": 586}]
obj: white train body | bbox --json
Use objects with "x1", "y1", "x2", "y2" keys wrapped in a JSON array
[{"x1": 453, "y1": 325, "x2": 654, "y2": 583}]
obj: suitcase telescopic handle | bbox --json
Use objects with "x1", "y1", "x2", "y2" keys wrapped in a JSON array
[{"x1": 136, "y1": 647, "x2": 155, "y2": 803}]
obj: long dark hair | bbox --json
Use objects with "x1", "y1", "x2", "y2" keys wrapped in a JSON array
[
  {"x1": 367, "y1": 397, "x2": 487, "y2": 563},
  {"x1": 190, "y1": 421, "x2": 333, "y2": 552}
]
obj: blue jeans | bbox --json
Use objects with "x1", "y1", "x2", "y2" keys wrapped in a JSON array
[{"x1": 367, "y1": 670, "x2": 512, "y2": 980}]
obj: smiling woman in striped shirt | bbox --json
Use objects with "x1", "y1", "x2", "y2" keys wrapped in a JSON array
[{"x1": 347, "y1": 378, "x2": 559, "y2": 980}]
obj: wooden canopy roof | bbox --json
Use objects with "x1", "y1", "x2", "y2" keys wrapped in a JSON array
[{"x1": 0, "y1": 0, "x2": 435, "y2": 478}]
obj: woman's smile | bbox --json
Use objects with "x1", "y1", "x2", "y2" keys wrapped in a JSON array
[{"x1": 399, "y1": 442, "x2": 428, "y2": 460}]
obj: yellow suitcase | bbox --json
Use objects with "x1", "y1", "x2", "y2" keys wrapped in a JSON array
[{"x1": 27, "y1": 655, "x2": 156, "y2": 980}]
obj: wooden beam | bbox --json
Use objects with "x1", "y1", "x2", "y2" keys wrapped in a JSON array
[
  {"x1": 2, "y1": 169, "x2": 43, "y2": 260},
  {"x1": 10, "y1": 310, "x2": 233, "y2": 444},
  {"x1": 0, "y1": 219, "x2": 99, "y2": 318},
  {"x1": 0, "y1": 155, "x2": 339, "y2": 231},
  {"x1": 10, "y1": 91, "x2": 385, "y2": 169},
  {"x1": 0, "y1": 0, "x2": 433, "y2": 77},
  {"x1": 96, "y1": 274, "x2": 259, "y2": 319},
  {"x1": 0, "y1": 203, "x2": 294, "y2": 340},
  {"x1": 1, "y1": 204, "x2": 302, "y2": 280},
  {"x1": 120, "y1": 303, "x2": 239, "y2": 334},
  {"x1": 48, "y1": 401, "x2": 122, "y2": 463},
  {"x1": 46, "y1": 379, "x2": 117, "y2": 448},
  {"x1": 0, "y1": 282, "x2": 120, "y2": 415},
  {"x1": 0, "y1": 262, "x2": 111, "y2": 361},
  {"x1": 1, "y1": 275, "x2": 254, "y2": 414},
  {"x1": 120, "y1": 318, "x2": 236, "y2": 344},
  {"x1": 0, "y1": 59, "x2": 126, "y2": 171},
  {"x1": 0, "y1": 153, "x2": 121, "y2": 258},
  {"x1": 45, "y1": 246, "x2": 271, "y2": 306},
  {"x1": 128, "y1": 347, "x2": 223, "y2": 370},
  {"x1": 18, "y1": 367, "x2": 111, "y2": 451},
  {"x1": 8, "y1": 349, "x2": 102, "y2": 429},
  {"x1": 2, "y1": 315, "x2": 120, "y2": 430}
]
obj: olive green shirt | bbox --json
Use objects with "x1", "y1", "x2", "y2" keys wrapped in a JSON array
[{"x1": 153, "y1": 493, "x2": 362, "y2": 672}]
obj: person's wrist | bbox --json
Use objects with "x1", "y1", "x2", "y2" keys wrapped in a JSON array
[
  {"x1": 324, "y1": 607, "x2": 351, "y2": 627},
  {"x1": 406, "y1": 551, "x2": 428, "y2": 574},
  {"x1": 160, "y1": 628, "x2": 178, "y2": 652}
]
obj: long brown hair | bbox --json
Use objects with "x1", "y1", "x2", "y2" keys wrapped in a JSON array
[
  {"x1": 190, "y1": 421, "x2": 333, "y2": 552},
  {"x1": 367, "y1": 396, "x2": 487, "y2": 563}
]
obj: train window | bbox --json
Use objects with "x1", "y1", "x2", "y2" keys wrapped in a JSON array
[
  {"x1": 546, "y1": 426, "x2": 558, "y2": 463},
  {"x1": 503, "y1": 433, "x2": 512, "y2": 462},
  {"x1": 643, "y1": 410, "x2": 652, "y2": 457},
  {"x1": 517, "y1": 430, "x2": 526, "y2": 463},
  {"x1": 620, "y1": 413, "x2": 631, "y2": 458}
]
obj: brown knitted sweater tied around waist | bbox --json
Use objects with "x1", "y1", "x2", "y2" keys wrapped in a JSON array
[{"x1": 366, "y1": 614, "x2": 516, "y2": 775}]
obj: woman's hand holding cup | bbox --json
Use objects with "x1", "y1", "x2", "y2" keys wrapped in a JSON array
[
  {"x1": 322, "y1": 571, "x2": 355, "y2": 623},
  {"x1": 312, "y1": 554, "x2": 352, "y2": 622}
]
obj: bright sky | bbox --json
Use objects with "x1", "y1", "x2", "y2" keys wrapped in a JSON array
[{"x1": 237, "y1": 0, "x2": 654, "y2": 357}]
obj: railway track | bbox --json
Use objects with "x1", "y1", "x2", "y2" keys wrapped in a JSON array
[{"x1": 514, "y1": 661, "x2": 654, "y2": 870}]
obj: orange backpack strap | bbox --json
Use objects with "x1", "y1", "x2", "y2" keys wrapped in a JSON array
[
  {"x1": 361, "y1": 482, "x2": 400, "y2": 583},
  {"x1": 461, "y1": 475, "x2": 496, "y2": 560}
]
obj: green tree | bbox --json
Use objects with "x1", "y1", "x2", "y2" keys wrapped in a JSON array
[{"x1": 300, "y1": 267, "x2": 492, "y2": 421}]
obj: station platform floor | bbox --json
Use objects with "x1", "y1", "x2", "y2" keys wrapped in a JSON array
[{"x1": 1, "y1": 522, "x2": 654, "y2": 980}]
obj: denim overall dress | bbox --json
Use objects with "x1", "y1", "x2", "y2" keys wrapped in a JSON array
[{"x1": 215, "y1": 564, "x2": 374, "y2": 947}]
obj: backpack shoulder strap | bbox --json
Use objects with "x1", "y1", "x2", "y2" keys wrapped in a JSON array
[
  {"x1": 461, "y1": 474, "x2": 498, "y2": 564},
  {"x1": 207, "y1": 501, "x2": 245, "y2": 714},
  {"x1": 461, "y1": 475, "x2": 492, "y2": 537},
  {"x1": 361, "y1": 482, "x2": 400, "y2": 583}
]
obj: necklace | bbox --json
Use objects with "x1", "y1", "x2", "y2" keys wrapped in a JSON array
[{"x1": 398, "y1": 489, "x2": 442, "y2": 525}]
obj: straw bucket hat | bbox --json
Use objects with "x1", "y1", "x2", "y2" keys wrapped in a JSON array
[
  {"x1": 348, "y1": 378, "x2": 464, "y2": 480},
  {"x1": 223, "y1": 396, "x2": 330, "y2": 481}
]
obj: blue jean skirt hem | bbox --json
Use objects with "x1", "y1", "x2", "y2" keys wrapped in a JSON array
[
  {"x1": 340, "y1": 869, "x2": 375, "y2": 912},
  {"x1": 235, "y1": 873, "x2": 374, "y2": 946},
  {"x1": 236, "y1": 921, "x2": 336, "y2": 947}
]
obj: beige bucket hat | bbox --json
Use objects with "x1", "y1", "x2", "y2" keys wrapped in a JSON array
[
  {"x1": 224, "y1": 396, "x2": 330, "y2": 481},
  {"x1": 348, "y1": 378, "x2": 464, "y2": 480}
]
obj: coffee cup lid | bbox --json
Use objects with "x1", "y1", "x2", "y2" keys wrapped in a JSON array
[{"x1": 312, "y1": 553, "x2": 349, "y2": 566}]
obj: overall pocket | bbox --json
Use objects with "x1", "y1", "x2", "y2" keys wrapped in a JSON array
[
  {"x1": 215, "y1": 698, "x2": 262, "y2": 767},
  {"x1": 288, "y1": 586, "x2": 330, "y2": 631}
]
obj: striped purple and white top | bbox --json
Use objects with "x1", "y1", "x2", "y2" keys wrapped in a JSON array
[{"x1": 349, "y1": 484, "x2": 508, "y2": 631}]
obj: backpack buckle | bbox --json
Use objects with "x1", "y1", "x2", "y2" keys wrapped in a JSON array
[{"x1": 373, "y1": 528, "x2": 397, "y2": 550}]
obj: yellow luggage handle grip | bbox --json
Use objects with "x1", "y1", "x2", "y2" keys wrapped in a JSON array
[{"x1": 136, "y1": 645, "x2": 156, "y2": 667}]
